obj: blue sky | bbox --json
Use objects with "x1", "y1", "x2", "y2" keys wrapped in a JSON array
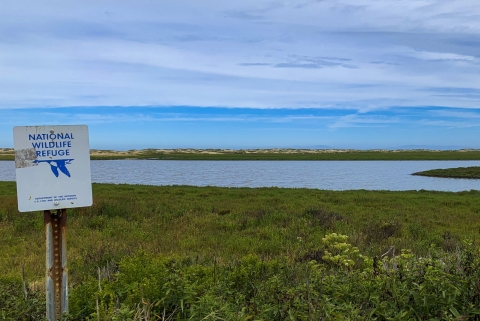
[{"x1": 1, "y1": 1, "x2": 480, "y2": 149}]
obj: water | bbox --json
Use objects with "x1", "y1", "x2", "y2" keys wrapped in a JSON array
[{"x1": 1, "y1": 160, "x2": 480, "y2": 191}]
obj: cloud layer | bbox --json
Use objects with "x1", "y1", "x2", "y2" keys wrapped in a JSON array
[{"x1": 2, "y1": 0, "x2": 480, "y2": 110}]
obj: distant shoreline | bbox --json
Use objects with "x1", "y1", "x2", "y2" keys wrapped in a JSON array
[
  {"x1": 2, "y1": 148, "x2": 480, "y2": 161},
  {"x1": 412, "y1": 166, "x2": 480, "y2": 179}
]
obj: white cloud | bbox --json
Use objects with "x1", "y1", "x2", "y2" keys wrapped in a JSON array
[
  {"x1": 416, "y1": 119, "x2": 480, "y2": 128},
  {"x1": 329, "y1": 114, "x2": 399, "y2": 129},
  {"x1": 404, "y1": 50, "x2": 478, "y2": 62},
  {"x1": 430, "y1": 110, "x2": 480, "y2": 119},
  {"x1": 1, "y1": 0, "x2": 480, "y2": 110}
]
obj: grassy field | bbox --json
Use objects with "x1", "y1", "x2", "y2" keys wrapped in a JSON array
[
  {"x1": 2, "y1": 148, "x2": 480, "y2": 160},
  {"x1": 2, "y1": 182, "x2": 480, "y2": 319},
  {"x1": 413, "y1": 166, "x2": 480, "y2": 179}
]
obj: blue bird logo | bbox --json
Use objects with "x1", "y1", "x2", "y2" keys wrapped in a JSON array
[{"x1": 33, "y1": 159, "x2": 74, "y2": 177}]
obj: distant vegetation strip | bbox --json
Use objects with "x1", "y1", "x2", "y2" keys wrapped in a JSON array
[
  {"x1": 91, "y1": 150, "x2": 480, "y2": 160},
  {"x1": 413, "y1": 166, "x2": 480, "y2": 179},
  {"x1": 3, "y1": 148, "x2": 480, "y2": 160}
]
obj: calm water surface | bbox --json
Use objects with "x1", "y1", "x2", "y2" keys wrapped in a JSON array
[{"x1": 2, "y1": 160, "x2": 480, "y2": 191}]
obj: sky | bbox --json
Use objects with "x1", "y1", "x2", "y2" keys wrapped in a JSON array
[{"x1": 1, "y1": 0, "x2": 480, "y2": 150}]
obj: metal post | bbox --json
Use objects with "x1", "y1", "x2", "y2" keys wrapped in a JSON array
[{"x1": 45, "y1": 209, "x2": 68, "y2": 320}]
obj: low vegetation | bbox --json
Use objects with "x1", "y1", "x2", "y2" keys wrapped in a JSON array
[
  {"x1": 82, "y1": 149, "x2": 480, "y2": 160},
  {"x1": 1, "y1": 182, "x2": 480, "y2": 319},
  {"x1": 413, "y1": 166, "x2": 480, "y2": 179},
  {"x1": 2, "y1": 148, "x2": 480, "y2": 160}
]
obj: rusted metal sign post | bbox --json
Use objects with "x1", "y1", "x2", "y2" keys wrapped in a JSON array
[
  {"x1": 13, "y1": 125, "x2": 92, "y2": 320},
  {"x1": 45, "y1": 209, "x2": 68, "y2": 319}
]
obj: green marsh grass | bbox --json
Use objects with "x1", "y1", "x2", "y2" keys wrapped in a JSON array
[
  {"x1": 83, "y1": 150, "x2": 480, "y2": 160},
  {"x1": 2, "y1": 182, "x2": 480, "y2": 279},
  {"x1": 3, "y1": 149, "x2": 480, "y2": 160},
  {"x1": 2, "y1": 182, "x2": 480, "y2": 319},
  {"x1": 413, "y1": 166, "x2": 480, "y2": 179}
]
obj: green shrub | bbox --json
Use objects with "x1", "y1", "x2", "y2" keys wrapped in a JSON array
[
  {"x1": 67, "y1": 236, "x2": 480, "y2": 320},
  {"x1": 0, "y1": 275, "x2": 45, "y2": 320}
]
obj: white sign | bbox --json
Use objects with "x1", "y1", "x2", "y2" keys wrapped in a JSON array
[{"x1": 13, "y1": 125, "x2": 92, "y2": 212}]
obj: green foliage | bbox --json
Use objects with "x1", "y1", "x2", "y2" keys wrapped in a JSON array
[
  {"x1": 91, "y1": 150, "x2": 480, "y2": 160},
  {"x1": 413, "y1": 166, "x2": 480, "y2": 179},
  {"x1": 66, "y1": 239, "x2": 480, "y2": 320},
  {"x1": 321, "y1": 233, "x2": 363, "y2": 267},
  {"x1": 3, "y1": 149, "x2": 480, "y2": 161},
  {"x1": 3, "y1": 182, "x2": 480, "y2": 319},
  {"x1": 0, "y1": 276, "x2": 45, "y2": 320}
]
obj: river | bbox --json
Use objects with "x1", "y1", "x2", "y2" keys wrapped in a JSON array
[{"x1": 1, "y1": 160, "x2": 480, "y2": 191}]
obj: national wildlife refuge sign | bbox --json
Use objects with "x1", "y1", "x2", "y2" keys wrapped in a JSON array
[{"x1": 13, "y1": 125, "x2": 92, "y2": 212}]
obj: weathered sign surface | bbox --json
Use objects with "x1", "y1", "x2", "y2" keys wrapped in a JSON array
[{"x1": 13, "y1": 125, "x2": 92, "y2": 212}]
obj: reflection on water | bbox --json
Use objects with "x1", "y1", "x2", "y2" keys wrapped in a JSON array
[{"x1": 1, "y1": 160, "x2": 480, "y2": 191}]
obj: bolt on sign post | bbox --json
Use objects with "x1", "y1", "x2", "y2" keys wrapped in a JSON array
[{"x1": 13, "y1": 125, "x2": 92, "y2": 321}]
